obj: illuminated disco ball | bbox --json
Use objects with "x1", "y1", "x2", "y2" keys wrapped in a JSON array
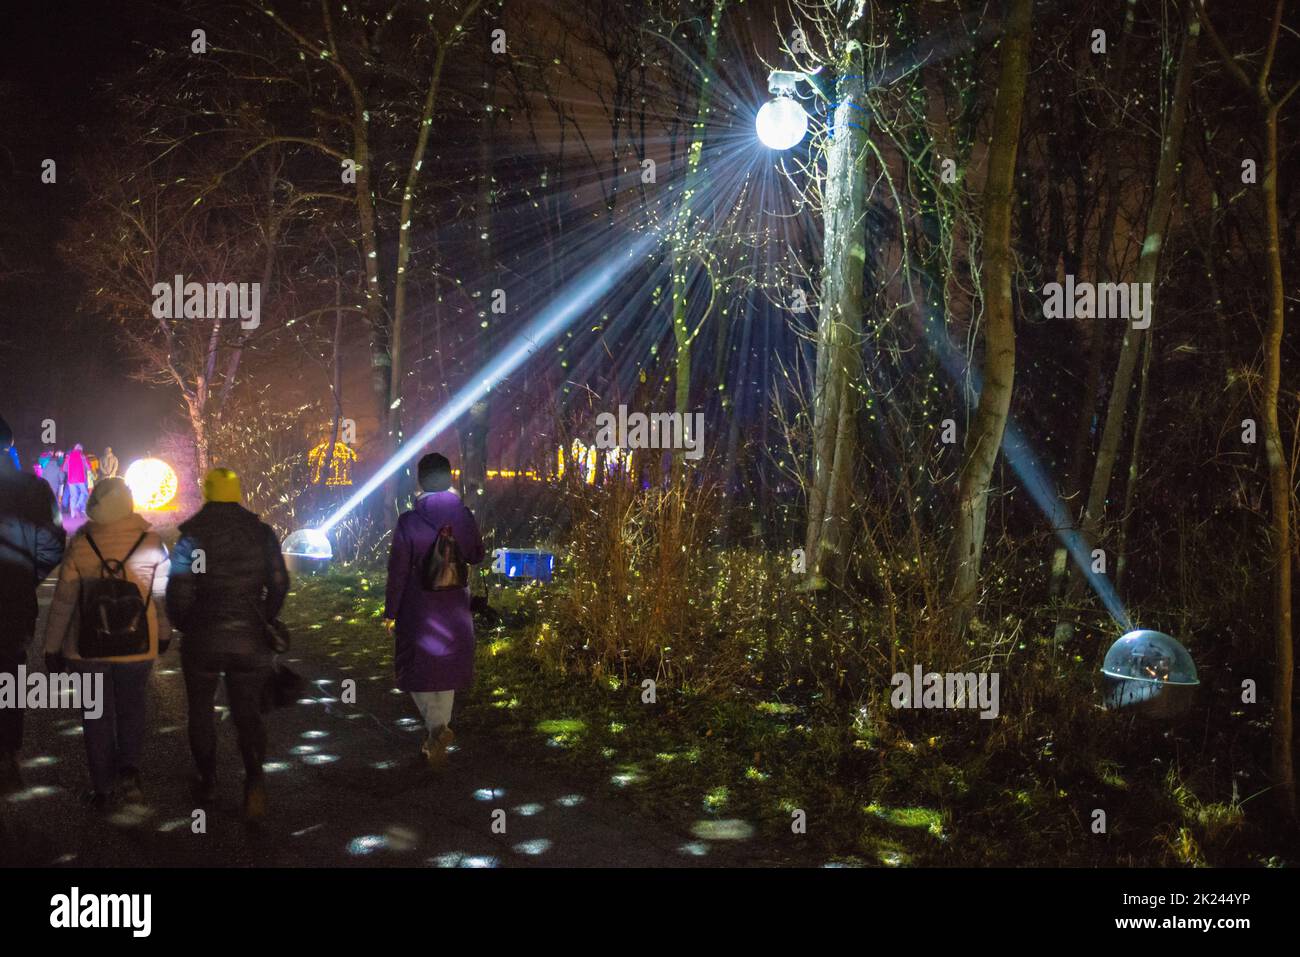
[
  {"x1": 1101, "y1": 629, "x2": 1199, "y2": 718},
  {"x1": 756, "y1": 97, "x2": 809, "y2": 151},
  {"x1": 283, "y1": 528, "x2": 333, "y2": 575},
  {"x1": 123, "y1": 458, "x2": 179, "y2": 511}
]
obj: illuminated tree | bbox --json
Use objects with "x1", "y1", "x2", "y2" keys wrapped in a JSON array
[{"x1": 950, "y1": 0, "x2": 1031, "y2": 619}]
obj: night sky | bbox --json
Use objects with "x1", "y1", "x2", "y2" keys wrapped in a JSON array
[{"x1": 1, "y1": 1, "x2": 175, "y2": 463}]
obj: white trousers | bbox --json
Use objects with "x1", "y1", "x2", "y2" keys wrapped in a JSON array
[{"x1": 411, "y1": 690, "x2": 455, "y2": 734}]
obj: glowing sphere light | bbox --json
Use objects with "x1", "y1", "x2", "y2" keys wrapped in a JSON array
[
  {"x1": 123, "y1": 458, "x2": 179, "y2": 511},
  {"x1": 756, "y1": 97, "x2": 809, "y2": 151}
]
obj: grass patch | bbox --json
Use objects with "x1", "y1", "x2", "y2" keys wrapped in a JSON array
[{"x1": 280, "y1": 569, "x2": 1296, "y2": 867}]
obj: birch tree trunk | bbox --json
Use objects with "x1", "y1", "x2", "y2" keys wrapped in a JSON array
[
  {"x1": 804, "y1": 39, "x2": 867, "y2": 587},
  {"x1": 951, "y1": 0, "x2": 1031, "y2": 617}
]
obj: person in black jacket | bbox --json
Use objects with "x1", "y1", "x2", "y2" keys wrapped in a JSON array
[
  {"x1": 166, "y1": 467, "x2": 289, "y2": 820},
  {"x1": 0, "y1": 416, "x2": 65, "y2": 793}
]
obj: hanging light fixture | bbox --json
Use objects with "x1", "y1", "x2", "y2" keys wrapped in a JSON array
[{"x1": 756, "y1": 69, "x2": 810, "y2": 151}]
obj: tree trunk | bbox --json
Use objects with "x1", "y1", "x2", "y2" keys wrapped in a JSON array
[
  {"x1": 460, "y1": 44, "x2": 496, "y2": 510},
  {"x1": 1050, "y1": 0, "x2": 1138, "y2": 599},
  {"x1": 1261, "y1": 98, "x2": 1294, "y2": 818},
  {"x1": 804, "y1": 38, "x2": 868, "y2": 587},
  {"x1": 1079, "y1": 14, "x2": 1199, "y2": 543},
  {"x1": 1057, "y1": 12, "x2": 1199, "y2": 640},
  {"x1": 951, "y1": 0, "x2": 1032, "y2": 617},
  {"x1": 391, "y1": 40, "x2": 455, "y2": 498},
  {"x1": 670, "y1": 0, "x2": 726, "y2": 423},
  {"x1": 351, "y1": 111, "x2": 390, "y2": 466},
  {"x1": 1195, "y1": 0, "x2": 1297, "y2": 821},
  {"x1": 1114, "y1": 330, "x2": 1153, "y2": 589}
]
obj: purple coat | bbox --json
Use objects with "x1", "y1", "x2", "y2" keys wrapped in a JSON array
[{"x1": 384, "y1": 491, "x2": 486, "y2": 692}]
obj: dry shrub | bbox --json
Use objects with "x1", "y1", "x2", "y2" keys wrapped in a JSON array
[{"x1": 537, "y1": 470, "x2": 790, "y2": 695}]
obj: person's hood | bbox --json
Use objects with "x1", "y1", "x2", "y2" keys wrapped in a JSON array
[
  {"x1": 85, "y1": 511, "x2": 150, "y2": 539},
  {"x1": 87, "y1": 477, "x2": 137, "y2": 524},
  {"x1": 414, "y1": 489, "x2": 460, "y2": 518}
]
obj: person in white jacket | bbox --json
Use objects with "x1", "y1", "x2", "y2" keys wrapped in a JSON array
[{"x1": 43, "y1": 477, "x2": 170, "y2": 808}]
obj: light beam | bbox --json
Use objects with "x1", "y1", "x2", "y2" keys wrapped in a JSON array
[{"x1": 318, "y1": 230, "x2": 659, "y2": 533}]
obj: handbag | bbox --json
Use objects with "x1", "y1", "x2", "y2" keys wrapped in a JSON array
[
  {"x1": 261, "y1": 660, "x2": 304, "y2": 712},
  {"x1": 252, "y1": 597, "x2": 291, "y2": 653},
  {"x1": 265, "y1": 618, "x2": 291, "y2": 654}
]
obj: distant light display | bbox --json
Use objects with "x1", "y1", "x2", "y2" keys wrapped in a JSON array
[
  {"x1": 604, "y1": 445, "x2": 633, "y2": 477},
  {"x1": 559, "y1": 439, "x2": 598, "y2": 484},
  {"x1": 123, "y1": 458, "x2": 179, "y2": 510},
  {"x1": 555, "y1": 442, "x2": 630, "y2": 484},
  {"x1": 308, "y1": 439, "x2": 358, "y2": 486}
]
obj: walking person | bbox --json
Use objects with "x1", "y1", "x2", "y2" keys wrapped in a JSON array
[
  {"x1": 43, "y1": 452, "x2": 65, "y2": 516},
  {"x1": 166, "y1": 468, "x2": 289, "y2": 820},
  {"x1": 42, "y1": 478, "x2": 169, "y2": 808},
  {"x1": 383, "y1": 453, "x2": 485, "y2": 770},
  {"x1": 102, "y1": 447, "x2": 120, "y2": 479},
  {"x1": 65, "y1": 444, "x2": 90, "y2": 517},
  {"x1": 0, "y1": 416, "x2": 65, "y2": 793}
]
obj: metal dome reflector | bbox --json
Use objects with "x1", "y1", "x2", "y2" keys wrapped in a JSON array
[
  {"x1": 283, "y1": 528, "x2": 332, "y2": 574},
  {"x1": 1101, "y1": 629, "x2": 1199, "y2": 717}
]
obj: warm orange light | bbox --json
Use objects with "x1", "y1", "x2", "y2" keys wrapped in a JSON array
[
  {"x1": 124, "y1": 458, "x2": 179, "y2": 510},
  {"x1": 309, "y1": 440, "x2": 358, "y2": 486}
]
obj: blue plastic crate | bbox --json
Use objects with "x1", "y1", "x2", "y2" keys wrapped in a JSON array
[{"x1": 495, "y1": 548, "x2": 555, "y2": 582}]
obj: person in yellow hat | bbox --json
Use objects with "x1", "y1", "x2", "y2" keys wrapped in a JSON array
[
  {"x1": 202, "y1": 466, "x2": 242, "y2": 503},
  {"x1": 166, "y1": 467, "x2": 290, "y2": 820}
]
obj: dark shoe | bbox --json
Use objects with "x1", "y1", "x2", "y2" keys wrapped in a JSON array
[
  {"x1": 119, "y1": 769, "x2": 144, "y2": 804},
  {"x1": 190, "y1": 773, "x2": 217, "y2": 803},
  {"x1": 0, "y1": 752, "x2": 22, "y2": 796},
  {"x1": 243, "y1": 778, "x2": 267, "y2": 821}
]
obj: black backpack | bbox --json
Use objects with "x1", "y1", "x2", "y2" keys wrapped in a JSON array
[
  {"x1": 420, "y1": 522, "x2": 468, "y2": 592},
  {"x1": 77, "y1": 531, "x2": 152, "y2": 658}
]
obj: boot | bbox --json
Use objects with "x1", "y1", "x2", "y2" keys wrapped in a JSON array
[{"x1": 244, "y1": 777, "x2": 267, "y2": 821}]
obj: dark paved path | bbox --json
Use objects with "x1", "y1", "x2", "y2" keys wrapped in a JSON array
[{"x1": 2, "y1": 581, "x2": 762, "y2": 868}]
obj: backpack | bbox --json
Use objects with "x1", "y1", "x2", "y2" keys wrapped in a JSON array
[
  {"x1": 420, "y1": 523, "x2": 468, "y2": 592},
  {"x1": 77, "y1": 531, "x2": 152, "y2": 658}
]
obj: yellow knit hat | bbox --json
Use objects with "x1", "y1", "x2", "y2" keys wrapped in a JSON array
[{"x1": 203, "y1": 467, "x2": 242, "y2": 503}]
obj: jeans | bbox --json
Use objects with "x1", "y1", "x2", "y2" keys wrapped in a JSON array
[
  {"x1": 78, "y1": 659, "x2": 152, "y2": 795},
  {"x1": 69, "y1": 483, "x2": 88, "y2": 515},
  {"x1": 182, "y1": 651, "x2": 272, "y2": 781},
  {"x1": 411, "y1": 690, "x2": 455, "y2": 734}
]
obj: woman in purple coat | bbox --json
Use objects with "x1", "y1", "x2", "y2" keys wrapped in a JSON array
[{"x1": 383, "y1": 453, "x2": 485, "y2": 769}]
